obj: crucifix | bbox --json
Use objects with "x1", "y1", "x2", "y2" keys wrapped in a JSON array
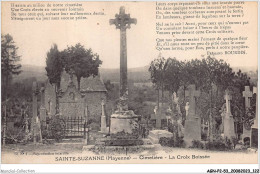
[
  {"x1": 110, "y1": 6, "x2": 137, "y2": 111},
  {"x1": 243, "y1": 86, "x2": 253, "y2": 108},
  {"x1": 185, "y1": 84, "x2": 200, "y2": 117}
]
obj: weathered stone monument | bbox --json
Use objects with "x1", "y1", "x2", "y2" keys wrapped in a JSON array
[
  {"x1": 251, "y1": 86, "x2": 258, "y2": 148},
  {"x1": 100, "y1": 100, "x2": 107, "y2": 133},
  {"x1": 39, "y1": 87, "x2": 47, "y2": 127},
  {"x1": 84, "y1": 105, "x2": 89, "y2": 144},
  {"x1": 184, "y1": 84, "x2": 201, "y2": 146},
  {"x1": 242, "y1": 86, "x2": 253, "y2": 142},
  {"x1": 109, "y1": 6, "x2": 136, "y2": 111},
  {"x1": 154, "y1": 106, "x2": 162, "y2": 129},
  {"x1": 223, "y1": 90, "x2": 235, "y2": 139},
  {"x1": 32, "y1": 82, "x2": 38, "y2": 143},
  {"x1": 109, "y1": 6, "x2": 140, "y2": 135},
  {"x1": 32, "y1": 82, "x2": 42, "y2": 143}
]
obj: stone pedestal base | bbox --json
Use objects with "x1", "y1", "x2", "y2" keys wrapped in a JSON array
[
  {"x1": 223, "y1": 114, "x2": 235, "y2": 139},
  {"x1": 110, "y1": 110, "x2": 140, "y2": 134},
  {"x1": 184, "y1": 117, "x2": 201, "y2": 147}
]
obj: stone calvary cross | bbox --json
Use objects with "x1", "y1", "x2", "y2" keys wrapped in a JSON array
[{"x1": 110, "y1": 6, "x2": 137, "y2": 111}]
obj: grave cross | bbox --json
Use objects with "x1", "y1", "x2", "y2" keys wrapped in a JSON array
[
  {"x1": 243, "y1": 86, "x2": 253, "y2": 108},
  {"x1": 32, "y1": 81, "x2": 38, "y2": 144},
  {"x1": 110, "y1": 6, "x2": 137, "y2": 111},
  {"x1": 185, "y1": 85, "x2": 200, "y2": 116},
  {"x1": 224, "y1": 90, "x2": 232, "y2": 114}
]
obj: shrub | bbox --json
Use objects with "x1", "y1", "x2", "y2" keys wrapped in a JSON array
[
  {"x1": 225, "y1": 137, "x2": 232, "y2": 150},
  {"x1": 159, "y1": 137, "x2": 174, "y2": 147},
  {"x1": 190, "y1": 140, "x2": 204, "y2": 149},
  {"x1": 205, "y1": 137, "x2": 233, "y2": 151},
  {"x1": 201, "y1": 132, "x2": 207, "y2": 141},
  {"x1": 174, "y1": 136, "x2": 185, "y2": 148},
  {"x1": 48, "y1": 116, "x2": 66, "y2": 142}
]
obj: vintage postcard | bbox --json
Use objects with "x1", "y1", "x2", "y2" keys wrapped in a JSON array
[{"x1": 1, "y1": 1, "x2": 259, "y2": 166}]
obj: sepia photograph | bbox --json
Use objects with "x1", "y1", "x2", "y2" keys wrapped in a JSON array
[{"x1": 1, "y1": 1, "x2": 259, "y2": 171}]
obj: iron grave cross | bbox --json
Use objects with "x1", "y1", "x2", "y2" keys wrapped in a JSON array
[{"x1": 110, "y1": 6, "x2": 137, "y2": 111}]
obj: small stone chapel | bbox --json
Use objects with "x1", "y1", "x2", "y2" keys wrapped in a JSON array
[{"x1": 43, "y1": 70, "x2": 107, "y2": 119}]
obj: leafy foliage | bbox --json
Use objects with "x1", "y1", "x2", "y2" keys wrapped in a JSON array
[
  {"x1": 62, "y1": 43, "x2": 102, "y2": 90},
  {"x1": 149, "y1": 55, "x2": 253, "y2": 139},
  {"x1": 48, "y1": 116, "x2": 66, "y2": 142},
  {"x1": 190, "y1": 140, "x2": 204, "y2": 149},
  {"x1": 45, "y1": 44, "x2": 63, "y2": 88},
  {"x1": 1, "y1": 34, "x2": 22, "y2": 101},
  {"x1": 45, "y1": 44, "x2": 63, "y2": 114}
]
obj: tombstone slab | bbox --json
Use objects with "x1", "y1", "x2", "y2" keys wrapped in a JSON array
[
  {"x1": 223, "y1": 90, "x2": 235, "y2": 139},
  {"x1": 184, "y1": 85, "x2": 201, "y2": 146},
  {"x1": 148, "y1": 130, "x2": 173, "y2": 144},
  {"x1": 100, "y1": 100, "x2": 107, "y2": 133}
]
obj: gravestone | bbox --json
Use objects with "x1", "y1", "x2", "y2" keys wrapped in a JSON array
[
  {"x1": 39, "y1": 87, "x2": 47, "y2": 127},
  {"x1": 100, "y1": 100, "x2": 107, "y2": 133},
  {"x1": 148, "y1": 130, "x2": 173, "y2": 144},
  {"x1": 154, "y1": 106, "x2": 162, "y2": 129},
  {"x1": 32, "y1": 82, "x2": 38, "y2": 144},
  {"x1": 84, "y1": 106, "x2": 89, "y2": 144},
  {"x1": 185, "y1": 102, "x2": 189, "y2": 117},
  {"x1": 150, "y1": 106, "x2": 167, "y2": 129},
  {"x1": 242, "y1": 86, "x2": 253, "y2": 143},
  {"x1": 32, "y1": 82, "x2": 42, "y2": 143},
  {"x1": 251, "y1": 86, "x2": 258, "y2": 148},
  {"x1": 184, "y1": 84, "x2": 201, "y2": 146},
  {"x1": 223, "y1": 90, "x2": 235, "y2": 139}
]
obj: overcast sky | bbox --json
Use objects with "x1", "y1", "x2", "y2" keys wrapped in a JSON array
[{"x1": 2, "y1": 1, "x2": 258, "y2": 69}]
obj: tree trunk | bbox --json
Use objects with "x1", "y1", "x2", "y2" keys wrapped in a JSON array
[
  {"x1": 55, "y1": 84, "x2": 59, "y2": 114},
  {"x1": 5, "y1": 74, "x2": 9, "y2": 102},
  {"x1": 77, "y1": 77, "x2": 81, "y2": 91},
  {"x1": 209, "y1": 87, "x2": 213, "y2": 141},
  {"x1": 157, "y1": 88, "x2": 160, "y2": 109},
  {"x1": 162, "y1": 83, "x2": 164, "y2": 108}
]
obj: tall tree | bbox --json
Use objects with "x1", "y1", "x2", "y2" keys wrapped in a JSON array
[
  {"x1": 164, "y1": 58, "x2": 182, "y2": 95},
  {"x1": 45, "y1": 44, "x2": 63, "y2": 114},
  {"x1": 63, "y1": 43, "x2": 102, "y2": 90},
  {"x1": 1, "y1": 34, "x2": 22, "y2": 102},
  {"x1": 149, "y1": 55, "x2": 169, "y2": 109}
]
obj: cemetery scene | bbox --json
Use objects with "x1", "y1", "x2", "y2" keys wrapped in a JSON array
[{"x1": 1, "y1": 6, "x2": 258, "y2": 163}]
